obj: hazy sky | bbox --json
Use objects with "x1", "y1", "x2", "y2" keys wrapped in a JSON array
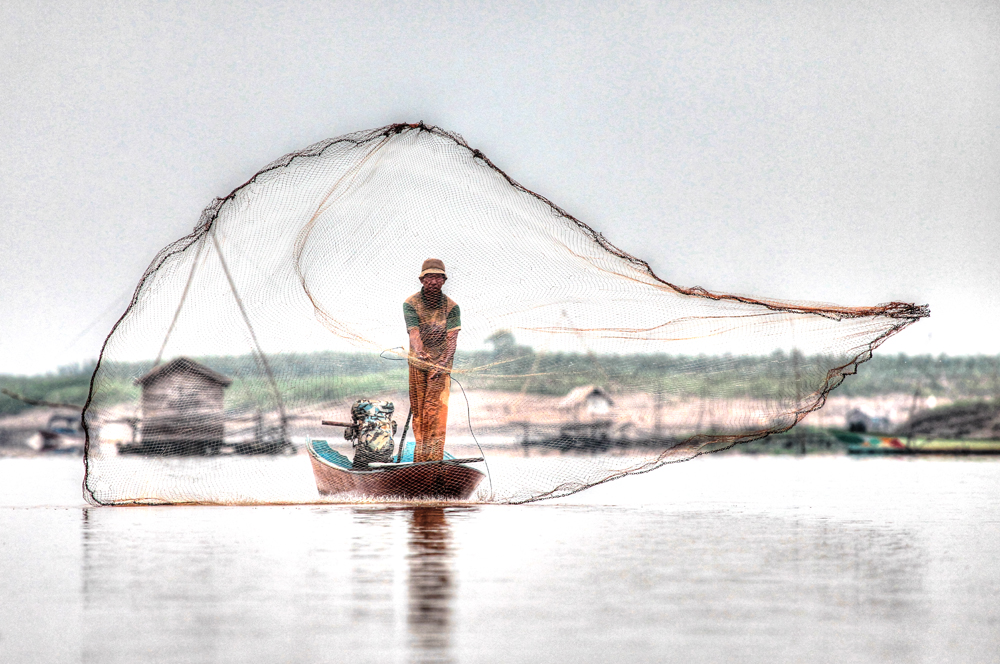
[{"x1": 1, "y1": 0, "x2": 997, "y2": 375}]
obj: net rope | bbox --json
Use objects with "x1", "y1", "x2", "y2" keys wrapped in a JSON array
[{"x1": 82, "y1": 122, "x2": 928, "y2": 505}]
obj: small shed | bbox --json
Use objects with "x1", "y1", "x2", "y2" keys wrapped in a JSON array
[
  {"x1": 559, "y1": 385, "x2": 614, "y2": 421},
  {"x1": 135, "y1": 357, "x2": 232, "y2": 454},
  {"x1": 846, "y1": 408, "x2": 891, "y2": 433}
]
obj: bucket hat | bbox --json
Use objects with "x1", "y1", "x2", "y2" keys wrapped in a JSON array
[{"x1": 419, "y1": 258, "x2": 446, "y2": 278}]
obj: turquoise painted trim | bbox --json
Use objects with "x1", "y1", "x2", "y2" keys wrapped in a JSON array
[
  {"x1": 310, "y1": 440, "x2": 352, "y2": 469},
  {"x1": 398, "y1": 437, "x2": 453, "y2": 462}
]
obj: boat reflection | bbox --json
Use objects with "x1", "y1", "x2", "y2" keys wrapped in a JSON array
[
  {"x1": 60, "y1": 487, "x2": 948, "y2": 664},
  {"x1": 407, "y1": 506, "x2": 455, "y2": 664}
]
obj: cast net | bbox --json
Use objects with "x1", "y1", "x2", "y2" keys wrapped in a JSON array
[{"x1": 82, "y1": 123, "x2": 927, "y2": 505}]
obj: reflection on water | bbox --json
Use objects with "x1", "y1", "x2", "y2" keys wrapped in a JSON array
[
  {"x1": 407, "y1": 508, "x2": 454, "y2": 663},
  {"x1": 2, "y1": 457, "x2": 1000, "y2": 663},
  {"x1": 343, "y1": 505, "x2": 461, "y2": 664},
  {"x1": 73, "y1": 504, "x2": 933, "y2": 663},
  {"x1": 75, "y1": 502, "x2": 472, "y2": 663}
]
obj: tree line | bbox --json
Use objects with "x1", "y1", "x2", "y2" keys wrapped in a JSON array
[{"x1": 2, "y1": 348, "x2": 998, "y2": 416}]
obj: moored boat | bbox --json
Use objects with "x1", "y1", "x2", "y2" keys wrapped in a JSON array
[{"x1": 31, "y1": 414, "x2": 85, "y2": 453}]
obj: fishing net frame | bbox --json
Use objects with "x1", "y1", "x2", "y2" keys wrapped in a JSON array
[{"x1": 81, "y1": 122, "x2": 928, "y2": 506}]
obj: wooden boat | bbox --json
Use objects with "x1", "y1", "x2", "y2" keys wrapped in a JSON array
[
  {"x1": 840, "y1": 431, "x2": 1000, "y2": 455},
  {"x1": 33, "y1": 414, "x2": 85, "y2": 453},
  {"x1": 306, "y1": 439, "x2": 485, "y2": 500}
]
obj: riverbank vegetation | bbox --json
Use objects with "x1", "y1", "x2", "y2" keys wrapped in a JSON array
[{"x1": 2, "y1": 351, "x2": 998, "y2": 416}]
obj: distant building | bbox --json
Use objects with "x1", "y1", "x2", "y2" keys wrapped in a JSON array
[
  {"x1": 135, "y1": 357, "x2": 232, "y2": 454},
  {"x1": 846, "y1": 408, "x2": 891, "y2": 433},
  {"x1": 559, "y1": 385, "x2": 614, "y2": 421}
]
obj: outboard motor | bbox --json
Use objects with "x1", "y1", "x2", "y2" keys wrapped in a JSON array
[{"x1": 344, "y1": 400, "x2": 398, "y2": 470}]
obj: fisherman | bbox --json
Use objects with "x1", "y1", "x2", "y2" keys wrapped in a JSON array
[{"x1": 404, "y1": 258, "x2": 461, "y2": 462}]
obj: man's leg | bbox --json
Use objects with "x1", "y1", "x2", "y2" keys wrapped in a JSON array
[
  {"x1": 419, "y1": 374, "x2": 450, "y2": 461},
  {"x1": 409, "y1": 365, "x2": 428, "y2": 460}
]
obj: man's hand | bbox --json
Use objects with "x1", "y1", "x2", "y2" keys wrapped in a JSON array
[
  {"x1": 430, "y1": 329, "x2": 459, "y2": 380},
  {"x1": 412, "y1": 349, "x2": 433, "y2": 371},
  {"x1": 428, "y1": 365, "x2": 449, "y2": 380}
]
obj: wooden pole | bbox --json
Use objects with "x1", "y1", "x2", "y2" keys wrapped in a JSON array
[{"x1": 395, "y1": 408, "x2": 413, "y2": 463}]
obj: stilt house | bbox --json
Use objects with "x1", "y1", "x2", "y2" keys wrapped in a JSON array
[
  {"x1": 559, "y1": 385, "x2": 614, "y2": 422},
  {"x1": 135, "y1": 357, "x2": 232, "y2": 454}
]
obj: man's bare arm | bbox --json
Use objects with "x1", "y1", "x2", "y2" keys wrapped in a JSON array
[
  {"x1": 408, "y1": 328, "x2": 425, "y2": 363},
  {"x1": 432, "y1": 330, "x2": 459, "y2": 379}
]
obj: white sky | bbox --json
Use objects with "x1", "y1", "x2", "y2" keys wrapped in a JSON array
[{"x1": 1, "y1": 0, "x2": 997, "y2": 375}]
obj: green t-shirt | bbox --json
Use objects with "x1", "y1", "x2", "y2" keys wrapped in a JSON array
[{"x1": 403, "y1": 290, "x2": 461, "y2": 364}]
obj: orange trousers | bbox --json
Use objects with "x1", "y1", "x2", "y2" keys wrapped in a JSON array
[{"x1": 408, "y1": 366, "x2": 450, "y2": 462}]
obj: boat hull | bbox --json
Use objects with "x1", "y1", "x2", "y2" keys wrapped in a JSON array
[{"x1": 307, "y1": 446, "x2": 485, "y2": 500}]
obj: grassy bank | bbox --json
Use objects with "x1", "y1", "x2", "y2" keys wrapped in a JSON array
[{"x1": 3, "y1": 351, "x2": 998, "y2": 417}]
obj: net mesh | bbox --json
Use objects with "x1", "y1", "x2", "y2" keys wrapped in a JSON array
[{"x1": 82, "y1": 123, "x2": 928, "y2": 505}]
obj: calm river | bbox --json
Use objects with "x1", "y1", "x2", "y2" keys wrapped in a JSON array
[{"x1": 1, "y1": 455, "x2": 998, "y2": 663}]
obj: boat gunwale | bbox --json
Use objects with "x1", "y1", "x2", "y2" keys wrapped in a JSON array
[{"x1": 305, "y1": 441, "x2": 486, "y2": 477}]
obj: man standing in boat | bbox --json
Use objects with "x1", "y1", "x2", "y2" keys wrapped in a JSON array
[{"x1": 405, "y1": 259, "x2": 461, "y2": 462}]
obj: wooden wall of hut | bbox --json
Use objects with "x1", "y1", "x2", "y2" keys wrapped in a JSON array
[{"x1": 135, "y1": 357, "x2": 231, "y2": 455}]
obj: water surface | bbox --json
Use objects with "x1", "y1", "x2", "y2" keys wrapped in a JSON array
[{"x1": 1, "y1": 455, "x2": 998, "y2": 663}]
